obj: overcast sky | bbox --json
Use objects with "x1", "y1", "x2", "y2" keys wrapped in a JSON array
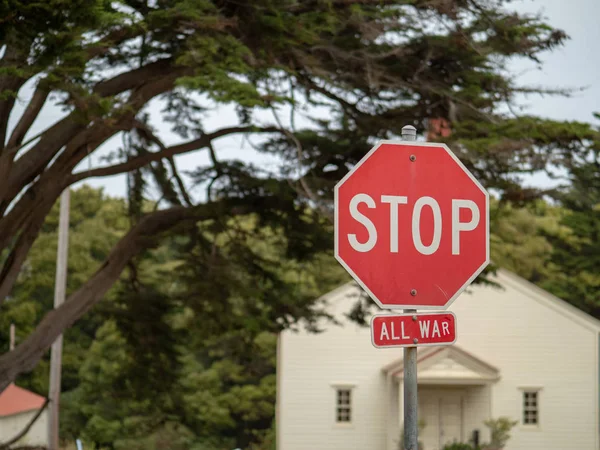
[
  {"x1": 9, "y1": 0, "x2": 600, "y2": 200},
  {"x1": 505, "y1": 0, "x2": 599, "y2": 122}
]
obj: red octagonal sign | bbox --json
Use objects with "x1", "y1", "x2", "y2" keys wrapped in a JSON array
[{"x1": 335, "y1": 141, "x2": 489, "y2": 310}]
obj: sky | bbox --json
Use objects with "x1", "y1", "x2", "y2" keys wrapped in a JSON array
[
  {"x1": 8, "y1": 0, "x2": 600, "y2": 200},
  {"x1": 504, "y1": 0, "x2": 599, "y2": 122}
]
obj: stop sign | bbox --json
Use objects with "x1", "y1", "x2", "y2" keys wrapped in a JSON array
[{"x1": 334, "y1": 141, "x2": 489, "y2": 310}]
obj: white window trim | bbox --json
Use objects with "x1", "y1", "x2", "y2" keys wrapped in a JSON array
[
  {"x1": 519, "y1": 386, "x2": 543, "y2": 430},
  {"x1": 331, "y1": 383, "x2": 356, "y2": 428}
]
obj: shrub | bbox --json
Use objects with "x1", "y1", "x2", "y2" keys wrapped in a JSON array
[
  {"x1": 442, "y1": 442, "x2": 475, "y2": 450},
  {"x1": 482, "y1": 417, "x2": 518, "y2": 450}
]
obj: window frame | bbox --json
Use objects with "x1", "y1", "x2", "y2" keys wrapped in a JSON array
[
  {"x1": 519, "y1": 387, "x2": 542, "y2": 429},
  {"x1": 331, "y1": 383, "x2": 356, "y2": 427}
]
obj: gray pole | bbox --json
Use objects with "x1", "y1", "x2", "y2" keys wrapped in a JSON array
[
  {"x1": 9, "y1": 323, "x2": 15, "y2": 351},
  {"x1": 48, "y1": 188, "x2": 70, "y2": 450},
  {"x1": 401, "y1": 124, "x2": 418, "y2": 450}
]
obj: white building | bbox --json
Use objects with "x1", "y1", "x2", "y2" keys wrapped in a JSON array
[
  {"x1": 0, "y1": 383, "x2": 48, "y2": 448},
  {"x1": 277, "y1": 269, "x2": 600, "y2": 450}
]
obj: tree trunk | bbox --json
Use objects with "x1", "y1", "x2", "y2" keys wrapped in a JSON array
[{"x1": 0, "y1": 200, "x2": 250, "y2": 390}]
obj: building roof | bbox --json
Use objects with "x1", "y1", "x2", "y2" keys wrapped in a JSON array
[
  {"x1": 382, "y1": 345, "x2": 501, "y2": 384},
  {"x1": 495, "y1": 268, "x2": 600, "y2": 332},
  {"x1": 0, "y1": 383, "x2": 46, "y2": 417},
  {"x1": 317, "y1": 268, "x2": 600, "y2": 333}
]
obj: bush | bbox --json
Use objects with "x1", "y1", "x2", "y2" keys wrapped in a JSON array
[
  {"x1": 482, "y1": 417, "x2": 518, "y2": 450},
  {"x1": 440, "y1": 416, "x2": 518, "y2": 450},
  {"x1": 443, "y1": 443, "x2": 475, "y2": 450},
  {"x1": 402, "y1": 416, "x2": 517, "y2": 450}
]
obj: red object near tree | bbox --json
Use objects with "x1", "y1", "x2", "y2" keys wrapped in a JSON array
[{"x1": 334, "y1": 141, "x2": 489, "y2": 310}]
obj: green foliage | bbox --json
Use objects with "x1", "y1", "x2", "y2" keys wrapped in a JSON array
[
  {"x1": 0, "y1": 186, "x2": 129, "y2": 393},
  {"x1": 443, "y1": 443, "x2": 475, "y2": 450},
  {"x1": 541, "y1": 157, "x2": 600, "y2": 317},
  {"x1": 7, "y1": 186, "x2": 348, "y2": 449},
  {"x1": 2, "y1": 0, "x2": 600, "y2": 447},
  {"x1": 490, "y1": 199, "x2": 568, "y2": 283},
  {"x1": 439, "y1": 417, "x2": 518, "y2": 450},
  {"x1": 483, "y1": 417, "x2": 518, "y2": 449}
]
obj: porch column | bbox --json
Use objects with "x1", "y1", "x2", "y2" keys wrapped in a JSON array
[
  {"x1": 387, "y1": 375, "x2": 401, "y2": 450},
  {"x1": 397, "y1": 378, "x2": 404, "y2": 448}
]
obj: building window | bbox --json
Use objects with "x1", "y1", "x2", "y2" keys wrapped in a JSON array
[
  {"x1": 523, "y1": 390, "x2": 539, "y2": 425},
  {"x1": 336, "y1": 388, "x2": 352, "y2": 423}
]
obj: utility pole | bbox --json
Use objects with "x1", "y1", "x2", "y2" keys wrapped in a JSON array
[
  {"x1": 9, "y1": 323, "x2": 15, "y2": 351},
  {"x1": 48, "y1": 188, "x2": 71, "y2": 450}
]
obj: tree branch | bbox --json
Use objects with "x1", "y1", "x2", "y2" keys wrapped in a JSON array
[
  {"x1": 7, "y1": 84, "x2": 49, "y2": 150},
  {"x1": 133, "y1": 120, "x2": 190, "y2": 206},
  {"x1": 1, "y1": 68, "x2": 188, "y2": 216},
  {"x1": 0, "y1": 203, "x2": 56, "y2": 303},
  {"x1": 1, "y1": 117, "x2": 85, "y2": 214},
  {"x1": 168, "y1": 157, "x2": 194, "y2": 207},
  {"x1": 288, "y1": 0, "x2": 400, "y2": 13},
  {"x1": 70, "y1": 126, "x2": 281, "y2": 183},
  {"x1": 86, "y1": 26, "x2": 145, "y2": 59},
  {"x1": 0, "y1": 43, "x2": 28, "y2": 151},
  {"x1": 0, "y1": 198, "x2": 273, "y2": 390},
  {"x1": 297, "y1": 75, "x2": 362, "y2": 119},
  {"x1": 93, "y1": 59, "x2": 177, "y2": 97},
  {"x1": 0, "y1": 398, "x2": 49, "y2": 450},
  {"x1": 270, "y1": 108, "x2": 333, "y2": 222},
  {"x1": 2, "y1": 62, "x2": 186, "y2": 202},
  {"x1": 0, "y1": 165, "x2": 71, "y2": 301}
]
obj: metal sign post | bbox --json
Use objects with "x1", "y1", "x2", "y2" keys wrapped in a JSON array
[{"x1": 401, "y1": 126, "x2": 418, "y2": 450}]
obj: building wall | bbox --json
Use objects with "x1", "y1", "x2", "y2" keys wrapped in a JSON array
[
  {"x1": 462, "y1": 385, "x2": 492, "y2": 444},
  {"x1": 0, "y1": 409, "x2": 48, "y2": 447},
  {"x1": 278, "y1": 271, "x2": 600, "y2": 450},
  {"x1": 278, "y1": 286, "x2": 399, "y2": 450},
  {"x1": 449, "y1": 272, "x2": 599, "y2": 450}
]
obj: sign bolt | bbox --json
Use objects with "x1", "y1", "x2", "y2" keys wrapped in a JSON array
[
  {"x1": 410, "y1": 154, "x2": 416, "y2": 162},
  {"x1": 413, "y1": 338, "x2": 418, "y2": 344},
  {"x1": 412, "y1": 315, "x2": 417, "y2": 321},
  {"x1": 410, "y1": 289, "x2": 417, "y2": 296}
]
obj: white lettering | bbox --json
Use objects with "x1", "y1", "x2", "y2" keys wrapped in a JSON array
[
  {"x1": 380, "y1": 323, "x2": 389, "y2": 341},
  {"x1": 432, "y1": 320, "x2": 441, "y2": 338},
  {"x1": 348, "y1": 194, "x2": 377, "y2": 252},
  {"x1": 391, "y1": 322, "x2": 399, "y2": 340},
  {"x1": 442, "y1": 321, "x2": 450, "y2": 336},
  {"x1": 346, "y1": 195, "x2": 480, "y2": 256},
  {"x1": 401, "y1": 321, "x2": 409, "y2": 339},
  {"x1": 381, "y1": 195, "x2": 408, "y2": 252},
  {"x1": 452, "y1": 199, "x2": 480, "y2": 255},
  {"x1": 419, "y1": 320, "x2": 430, "y2": 338},
  {"x1": 412, "y1": 196, "x2": 442, "y2": 255}
]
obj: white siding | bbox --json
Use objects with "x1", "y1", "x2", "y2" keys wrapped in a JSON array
[
  {"x1": 278, "y1": 286, "x2": 399, "y2": 450},
  {"x1": 463, "y1": 385, "x2": 492, "y2": 444},
  {"x1": 448, "y1": 273, "x2": 599, "y2": 450},
  {"x1": 278, "y1": 271, "x2": 600, "y2": 450},
  {"x1": 0, "y1": 410, "x2": 48, "y2": 447}
]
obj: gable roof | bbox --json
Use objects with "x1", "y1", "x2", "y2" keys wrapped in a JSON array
[
  {"x1": 494, "y1": 269, "x2": 600, "y2": 332},
  {"x1": 382, "y1": 345, "x2": 500, "y2": 384},
  {"x1": 318, "y1": 268, "x2": 600, "y2": 333},
  {"x1": 0, "y1": 383, "x2": 46, "y2": 417}
]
